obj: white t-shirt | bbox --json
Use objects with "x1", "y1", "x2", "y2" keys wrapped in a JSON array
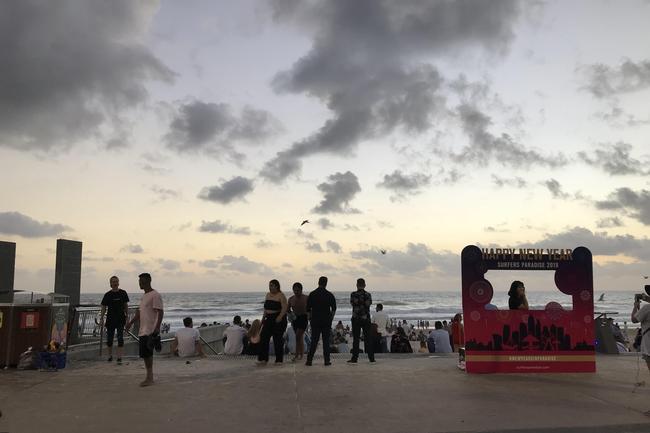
[
  {"x1": 175, "y1": 327, "x2": 200, "y2": 357},
  {"x1": 138, "y1": 290, "x2": 163, "y2": 337},
  {"x1": 372, "y1": 311, "x2": 389, "y2": 335},
  {"x1": 428, "y1": 329, "x2": 453, "y2": 353},
  {"x1": 634, "y1": 304, "x2": 650, "y2": 357},
  {"x1": 223, "y1": 325, "x2": 247, "y2": 355}
]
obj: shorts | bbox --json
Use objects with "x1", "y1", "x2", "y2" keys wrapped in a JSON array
[
  {"x1": 139, "y1": 335, "x2": 154, "y2": 359},
  {"x1": 105, "y1": 323, "x2": 125, "y2": 347},
  {"x1": 292, "y1": 314, "x2": 308, "y2": 331}
]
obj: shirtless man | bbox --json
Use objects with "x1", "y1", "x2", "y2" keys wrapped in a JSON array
[{"x1": 288, "y1": 282, "x2": 308, "y2": 361}]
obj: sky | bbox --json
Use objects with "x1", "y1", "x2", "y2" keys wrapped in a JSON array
[{"x1": 1, "y1": 0, "x2": 649, "y2": 294}]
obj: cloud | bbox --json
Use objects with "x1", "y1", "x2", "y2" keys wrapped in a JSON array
[
  {"x1": 595, "y1": 188, "x2": 650, "y2": 225},
  {"x1": 305, "y1": 242, "x2": 324, "y2": 253},
  {"x1": 596, "y1": 217, "x2": 623, "y2": 229},
  {"x1": 198, "y1": 220, "x2": 251, "y2": 235},
  {"x1": 151, "y1": 185, "x2": 181, "y2": 201},
  {"x1": 542, "y1": 179, "x2": 569, "y2": 199},
  {"x1": 198, "y1": 176, "x2": 254, "y2": 204},
  {"x1": 164, "y1": 100, "x2": 281, "y2": 162},
  {"x1": 261, "y1": 0, "x2": 522, "y2": 183},
  {"x1": 0, "y1": 212, "x2": 71, "y2": 238},
  {"x1": 120, "y1": 244, "x2": 144, "y2": 254},
  {"x1": 578, "y1": 142, "x2": 648, "y2": 176},
  {"x1": 312, "y1": 171, "x2": 362, "y2": 214},
  {"x1": 326, "y1": 240, "x2": 342, "y2": 254},
  {"x1": 317, "y1": 218, "x2": 334, "y2": 230},
  {"x1": 377, "y1": 170, "x2": 431, "y2": 201},
  {"x1": 527, "y1": 226, "x2": 650, "y2": 261},
  {"x1": 157, "y1": 259, "x2": 181, "y2": 271},
  {"x1": 199, "y1": 255, "x2": 272, "y2": 275},
  {"x1": 492, "y1": 175, "x2": 527, "y2": 188},
  {"x1": 255, "y1": 239, "x2": 275, "y2": 248},
  {"x1": 438, "y1": 104, "x2": 567, "y2": 168},
  {"x1": 582, "y1": 58, "x2": 650, "y2": 98},
  {"x1": 351, "y1": 243, "x2": 458, "y2": 276},
  {"x1": 593, "y1": 104, "x2": 650, "y2": 128},
  {"x1": 0, "y1": 1, "x2": 174, "y2": 152}
]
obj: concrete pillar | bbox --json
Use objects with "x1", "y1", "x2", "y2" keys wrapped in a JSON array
[
  {"x1": 54, "y1": 239, "x2": 82, "y2": 306},
  {"x1": 0, "y1": 241, "x2": 16, "y2": 303}
]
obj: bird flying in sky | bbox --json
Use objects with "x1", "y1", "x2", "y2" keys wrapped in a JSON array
[
  {"x1": 300, "y1": 220, "x2": 309, "y2": 226},
  {"x1": 380, "y1": 249, "x2": 386, "y2": 255}
]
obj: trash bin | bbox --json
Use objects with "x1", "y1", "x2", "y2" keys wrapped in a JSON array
[{"x1": 0, "y1": 292, "x2": 69, "y2": 368}]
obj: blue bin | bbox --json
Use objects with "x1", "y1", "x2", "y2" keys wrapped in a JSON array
[{"x1": 37, "y1": 352, "x2": 66, "y2": 370}]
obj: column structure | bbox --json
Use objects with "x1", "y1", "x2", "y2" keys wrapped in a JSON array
[
  {"x1": 54, "y1": 239, "x2": 82, "y2": 306},
  {"x1": 0, "y1": 241, "x2": 16, "y2": 303}
]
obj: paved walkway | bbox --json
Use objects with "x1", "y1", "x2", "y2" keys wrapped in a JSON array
[{"x1": 1, "y1": 354, "x2": 650, "y2": 433}]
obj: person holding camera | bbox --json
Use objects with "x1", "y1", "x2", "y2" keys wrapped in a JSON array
[{"x1": 631, "y1": 287, "x2": 650, "y2": 372}]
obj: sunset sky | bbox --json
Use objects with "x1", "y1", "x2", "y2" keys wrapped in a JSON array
[{"x1": 1, "y1": 0, "x2": 649, "y2": 293}]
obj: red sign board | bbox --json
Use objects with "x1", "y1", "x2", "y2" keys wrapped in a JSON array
[
  {"x1": 20, "y1": 311, "x2": 40, "y2": 329},
  {"x1": 461, "y1": 245, "x2": 595, "y2": 373}
]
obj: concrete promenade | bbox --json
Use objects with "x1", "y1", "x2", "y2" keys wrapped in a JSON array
[{"x1": 1, "y1": 354, "x2": 650, "y2": 433}]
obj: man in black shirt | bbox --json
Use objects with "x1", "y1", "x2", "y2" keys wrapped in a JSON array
[
  {"x1": 349, "y1": 278, "x2": 375, "y2": 363},
  {"x1": 305, "y1": 276, "x2": 337, "y2": 366},
  {"x1": 100, "y1": 275, "x2": 130, "y2": 364}
]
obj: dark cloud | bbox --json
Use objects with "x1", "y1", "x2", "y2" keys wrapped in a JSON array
[
  {"x1": 120, "y1": 244, "x2": 144, "y2": 254},
  {"x1": 165, "y1": 100, "x2": 281, "y2": 162},
  {"x1": 326, "y1": 240, "x2": 342, "y2": 254},
  {"x1": 0, "y1": 1, "x2": 174, "y2": 152},
  {"x1": 528, "y1": 226, "x2": 650, "y2": 261},
  {"x1": 377, "y1": 170, "x2": 431, "y2": 201},
  {"x1": 0, "y1": 212, "x2": 71, "y2": 238},
  {"x1": 157, "y1": 259, "x2": 181, "y2": 271},
  {"x1": 578, "y1": 142, "x2": 648, "y2": 176},
  {"x1": 151, "y1": 185, "x2": 181, "y2": 201},
  {"x1": 317, "y1": 218, "x2": 334, "y2": 230},
  {"x1": 438, "y1": 104, "x2": 567, "y2": 168},
  {"x1": 492, "y1": 175, "x2": 527, "y2": 188},
  {"x1": 596, "y1": 217, "x2": 623, "y2": 229},
  {"x1": 542, "y1": 179, "x2": 569, "y2": 199},
  {"x1": 582, "y1": 59, "x2": 650, "y2": 98},
  {"x1": 198, "y1": 176, "x2": 254, "y2": 204},
  {"x1": 261, "y1": 0, "x2": 522, "y2": 183},
  {"x1": 595, "y1": 188, "x2": 650, "y2": 225},
  {"x1": 313, "y1": 171, "x2": 361, "y2": 214},
  {"x1": 351, "y1": 243, "x2": 458, "y2": 276},
  {"x1": 305, "y1": 242, "x2": 324, "y2": 253},
  {"x1": 200, "y1": 255, "x2": 272, "y2": 275},
  {"x1": 198, "y1": 220, "x2": 251, "y2": 235}
]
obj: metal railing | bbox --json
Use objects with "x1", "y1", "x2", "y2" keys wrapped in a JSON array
[{"x1": 69, "y1": 306, "x2": 139, "y2": 345}]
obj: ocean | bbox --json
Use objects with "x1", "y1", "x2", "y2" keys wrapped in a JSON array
[{"x1": 80, "y1": 290, "x2": 642, "y2": 332}]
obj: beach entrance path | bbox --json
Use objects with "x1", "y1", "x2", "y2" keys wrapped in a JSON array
[{"x1": 1, "y1": 355, "x2": 650, "y2": 433}]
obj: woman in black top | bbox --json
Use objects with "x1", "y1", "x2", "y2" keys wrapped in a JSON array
[
  {"x1": 256, "y1": 279, "x2": 288, "y2": 365},
  {"x1": 508, "y1": 280, "x2": 529, "y2": 310}
]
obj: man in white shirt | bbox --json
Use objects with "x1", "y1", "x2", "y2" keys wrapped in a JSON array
[
  {"x1": 428, "y1": 321, "x2": 453, "y2": 353},
  {"x1": 372, "y1": 303, "x2": 390, "y2": 353},
  {"x1": 172, "y1": 317, "x2": 205, "y2": 358},
  {"x1": 125, "y1": 273, "x2": 163, "y2": 387},
  {"x1": 223, "y1": 315, "x2": 247, "y2": 355}
]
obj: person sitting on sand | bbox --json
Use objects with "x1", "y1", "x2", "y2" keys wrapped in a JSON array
[
  {"x1": 390, "y1": 327, "x2": 413, "y2": 353},
  {"x1": 172, "y1": 317, "x2": 205, "y2": 358},
  {"x1": 243, "y1": 319, "x2": 262, "y2": 356},
  {"x1": 428, "y1": 321, "x2": 452, "y2": 354},
  {"x1": 335, "y1": 320, "x2": 345, "y2": 331},
  {"x1": 223, "y1": 315, "x2": 247, "y2": 355},
  {"x1": 418, "y1": 340, "x2": 428, "y2": 353},
  {"x1": 508, "y1": 280, "x2": 529, "y2": 310}
]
